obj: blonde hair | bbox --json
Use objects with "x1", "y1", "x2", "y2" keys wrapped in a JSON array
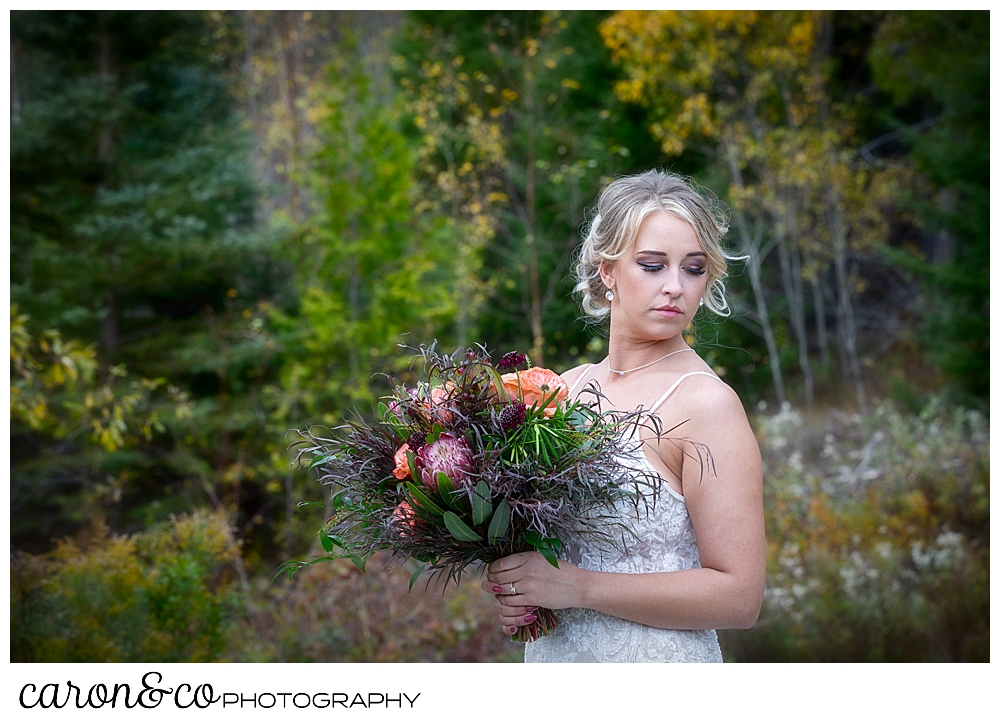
[{"x1": 574, "y1": 170, "x2": 737, "y2": 319}]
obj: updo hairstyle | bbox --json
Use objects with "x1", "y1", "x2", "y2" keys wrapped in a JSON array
[{"x1": 574, "y1": 170, "x2": 736, "y2": 319}]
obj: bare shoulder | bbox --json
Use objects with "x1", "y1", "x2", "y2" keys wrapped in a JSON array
[
  {"x1": 669, "y1": 374, "x2": 752, "y2": 434},
  {"x1": 557, "y1": 362, "x2": 594, "y2": 387}
]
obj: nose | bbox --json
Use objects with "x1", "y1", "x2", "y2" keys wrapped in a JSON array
[{"x1": 660, "y1": 266, "x2": 684, "y2": 298}]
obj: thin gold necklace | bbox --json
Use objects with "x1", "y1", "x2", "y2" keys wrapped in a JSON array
[{"x1": 608, "y1": 347, "x2": 695, "y2": 376}]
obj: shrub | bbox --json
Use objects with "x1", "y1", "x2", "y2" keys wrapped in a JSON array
[
  {"x1": 11, "y1": 509, "x2": 242, "y2": 662},
  {"x1": 720, "y1": 397, "x2": 989, "y2": 662},
  {"x1": 246, "y1": 555, "x2": 523, "y2": 663}
]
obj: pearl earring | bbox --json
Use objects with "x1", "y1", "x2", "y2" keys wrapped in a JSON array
[
  {"x1": 605, "y1": 289, "x2": 615, "y2": 302},
  {"x1": 699, "y1": 298, "x2": 704, "y2": 307}
]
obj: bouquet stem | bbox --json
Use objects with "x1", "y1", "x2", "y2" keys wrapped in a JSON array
[{"x1": 512, "y1": 607, "x2": 559, "y2": 642}]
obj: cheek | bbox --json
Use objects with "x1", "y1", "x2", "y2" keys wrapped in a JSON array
[{"x1": 687, "y1": 273, "x2": 709, "y2": 294}]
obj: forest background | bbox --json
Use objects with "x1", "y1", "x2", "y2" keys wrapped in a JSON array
[{"x1": 9, "y1": 10, "x2": 988, "y2": 663}]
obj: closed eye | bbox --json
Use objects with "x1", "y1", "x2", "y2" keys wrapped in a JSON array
[
  {"x1": 682, "y1": 266, "x2": 706, "y2": 275},
  {"x1": 638, "y1": 262, "x2": 663, "y2": 272}
]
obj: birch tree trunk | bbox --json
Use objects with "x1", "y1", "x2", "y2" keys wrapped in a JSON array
[
  {"x1": 726, "y1": 147, "x2": 787, "y2": 406},
  {"x1": 746, "y1": 237, "x2": 788, "y2": 407},
  {"x1": 827, "y1": 179, "x2": 868, "y2": 413},
  {"x1": 777, "y1": 196, "x2": 814, "y2": 403}
]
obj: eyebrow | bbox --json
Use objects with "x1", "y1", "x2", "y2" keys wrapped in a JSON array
[{"x1": 635, "y1": 250, "x2": 707, "y2": 258}]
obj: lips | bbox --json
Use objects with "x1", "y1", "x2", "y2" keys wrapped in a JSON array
[{"x1": 653, "y1": 305, "x2": 683, "y2": 317}]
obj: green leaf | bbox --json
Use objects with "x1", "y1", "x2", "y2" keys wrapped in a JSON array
[
  {"x1": 443, "y1": 511, "x2": 483, "y2": 542},
  {"x1": 350, "y1": 555, "x2": 368, "y2": 572},
  {"x1": 437, "y1": 471, "x2": 462, "y2": 510},
  {"x1": 535, "y1": 542, "x2": 560, "y2": 568},
  {"x1": 406, "y1": 482, "x2": 446, "y2": 517},
  {"x1": 426, "y1": 422, "x2": 444, "y2": 444},
  {"x1": 310, "y1": 454, "x2": 333, "y2": 469},
  {"x1": 272, "y1": 556, "x2": 338, "y2": 582},
  {"x1": 329, "y1": 489, "x2": 348, "y2": 509},
  {"x1": 296, "y1": 500, "x2": 327, "y2": 510},
  {"x1": 487, "y1": 498, "x2": 511, "y2": 544},
  {"x1": 472, "y1": 480, "x2": 493, "y2": 525},
  {"x1": 408, "y1": 563, "x2": 427, "y2": 592},
  {"x1": 405, "y1": 450, "x2": 419, "y2": 481},
  {"x1": 319, "y1": 529, "x2": 334, "y2": 553},
  {"x1": 484, "y1": 366, "x2": 511, "y2": 403},
  {"x1": 523, "y1": 532, "x2": 562, "y2": 567}
]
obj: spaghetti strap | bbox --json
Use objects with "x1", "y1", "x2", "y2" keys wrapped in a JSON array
[
  {"x1": 648, "y1": 371, "x2": 721, "y2": 414},
  {"x1": 566, "y1": 364, "x2": 594, "y2": 397}
]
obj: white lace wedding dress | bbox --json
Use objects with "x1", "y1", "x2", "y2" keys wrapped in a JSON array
[{"x1": 524, "y1": 369, "x2": 724, "y2": 663}]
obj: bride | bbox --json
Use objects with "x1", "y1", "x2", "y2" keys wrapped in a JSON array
[{"x1": 480, "y1": 170, "x2": 765, "y2": 662}]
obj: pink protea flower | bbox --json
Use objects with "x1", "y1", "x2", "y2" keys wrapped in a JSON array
[{"x1": 416, "y1": 433, "x2": 474, "y2": 491}]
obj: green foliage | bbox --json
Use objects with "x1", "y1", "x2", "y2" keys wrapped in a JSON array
[
  {"x1": 870, "y1": 11, "x2": 989, "y2": 401},
  {"x1": 721, "y1": 397, "x2": 989, "y2": 661},
  {"x1": 11, "y1": 510, "x2": 242, "y2": 662},
  {"x1": 272, "y1": 38, "x2": 468, "y2": 424},
  {"x1": 497, "y1": 398, "x2": 592, "y2": 468},
  {"x1": 9, "y1": 10, "x2": 991, "y2": 662},
  {"x1": 395, "y1": 11, "x2": 664, "y2": 366},
  {"x1": 10, "y1": 306, "x2": 195, "y2": 547},
  {"x1": 10, "y1": 11, "x2": 298, "y2": 564},
  {"x1": 11, "y1": 11, "x2": 258, "y2": 339}
]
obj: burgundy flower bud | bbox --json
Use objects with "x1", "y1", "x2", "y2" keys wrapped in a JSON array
[
  {"x1": 498, "y1": 351, "x2": 528, "y2": 371},
  {"x1": 406, "y1": 434, "x2": 426, "y2": 454},
  {"x1": 416, "y1": 433, "x2": 474, "y2": 491},
  {"x1": 499, "y1": 402, "x2": 527, "y2": 431}
]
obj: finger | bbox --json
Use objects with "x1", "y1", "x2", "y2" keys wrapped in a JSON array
[
  {"x1": 499, "y1": 611, "x2": 539, "y2": 628},
  {"x1": 481, "y1": 579, "x2": 507, "y2": 595},
  {"x1": 486, "y1": 570, "x2": 524, "y2": 592},
  {"x1": 487, "y1": 553, "x2": 527, "y2": 575},
  {"x1": 497, "y1": 602, "x2": 536, "y2": 617},
  {"x1": 496, "y1": 590, "x2": 525, "y2": 606},
  {"x1": 485, "y1": 570, "x2": 516, "y2": 587}
]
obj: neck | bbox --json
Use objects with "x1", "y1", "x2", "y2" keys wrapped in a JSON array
[{"x1": 605, "y1": 332, "x2": 690, "y2": 375}]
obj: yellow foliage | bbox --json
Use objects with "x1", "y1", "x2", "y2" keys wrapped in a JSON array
[
  {"x1": 12, "y1": 511, "x2": 240, "y2": 662},
  {"x1": 10, "y1": 304, "x2": 186, "y2": 450}
]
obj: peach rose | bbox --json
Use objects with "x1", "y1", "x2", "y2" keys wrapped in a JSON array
[
  {"x1": 393, "y1": 499, "x2": 417, "y2": 536},
  {"x1": 426, "y1": 386, "x2": 456, "y2": 424},
  {"x1": 393, "y1": 443, "x2": 411, "y2": 480},
  {"x1": 500, "y1": 367, "x2": 569, "y2": 411}
]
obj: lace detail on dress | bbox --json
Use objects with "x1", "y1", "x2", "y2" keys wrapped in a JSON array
[
  {"x1": 523, "y1": 478, "x2": 723, "y2": 663},
  {"x1": 525, "y1": 366, "x2": 724, "y2": 662}
]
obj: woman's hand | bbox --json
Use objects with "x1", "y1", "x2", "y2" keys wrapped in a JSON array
[{"x1": 480, "y1": 552, "x2": 587, "y2": 635}]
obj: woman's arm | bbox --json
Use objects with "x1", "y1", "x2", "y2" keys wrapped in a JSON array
[{"x1": 484, "y1": 376, "x2": 765, "y2": 632}]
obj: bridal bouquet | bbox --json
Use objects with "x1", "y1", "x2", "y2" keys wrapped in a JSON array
[{"x1": 282, "y1": 344, "x2": 662, "y2": 642}]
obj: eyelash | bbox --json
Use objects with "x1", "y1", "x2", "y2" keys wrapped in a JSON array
[{"x1": 638, "y1": 262, "x2": 706, "y2": 276}]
